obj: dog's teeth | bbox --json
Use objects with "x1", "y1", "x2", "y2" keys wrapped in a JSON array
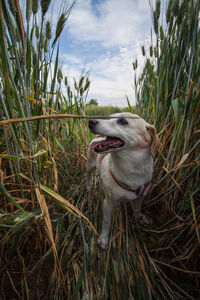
[{"x1": 111, "y1": 140, "x2": 121, "y2": 145}]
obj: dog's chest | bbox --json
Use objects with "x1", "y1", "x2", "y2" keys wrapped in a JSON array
[
  {"x1": 97, "y1": 156, "x2": 142, "y2": 202},
  {"x1": 97, "y1": 154, "x2": 152, "y2": 203}
]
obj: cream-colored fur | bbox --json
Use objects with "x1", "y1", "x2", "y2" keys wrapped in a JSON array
[{"x1": 87, "y1": 113, "x2": 161, "y2": 249}]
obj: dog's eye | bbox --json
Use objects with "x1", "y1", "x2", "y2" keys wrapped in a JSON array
[{"x1": 117, "y1": 118, "x2": 128, "y2": 126}]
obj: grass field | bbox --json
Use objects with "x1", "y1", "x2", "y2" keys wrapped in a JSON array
[
  {"x1": 85, "y1": 104, "x2": 123, "y2": 116},
  {"x1": 0, "y1": 0, "x2": 199, "y2": 299}
]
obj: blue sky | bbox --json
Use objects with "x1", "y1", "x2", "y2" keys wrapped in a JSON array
[
  {"x1": 19, "y1": 0, "x2": 161, "y2": 106},
  {"x1": 57, "y1": 0, "x2": 156, "y2": 107}
]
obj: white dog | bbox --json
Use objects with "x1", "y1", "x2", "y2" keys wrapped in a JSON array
[{"x1": 87, "y1": 112, "x2": 161, "y2": 249}]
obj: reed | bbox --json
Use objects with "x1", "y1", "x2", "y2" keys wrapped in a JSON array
[
  {"x1": 133, "y1": 1, "x2": 200, "y2": 298},
  {"x1": 0, "y1": 0, "x2": 91, "y2": 296}
]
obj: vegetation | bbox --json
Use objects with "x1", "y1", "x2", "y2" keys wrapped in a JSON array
[
  {"x1": 87, "y1": 99, "x2": 98, "y2": 106},
  {"x1": 85, "y1": 104, "x2": 122, "y2": 116},
  {"x1": 0, "y1": 0, "x2": 199, "y2": 300}
]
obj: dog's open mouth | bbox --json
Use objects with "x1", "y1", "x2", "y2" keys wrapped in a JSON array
[{"x1": 90, "y1": 136, "x2": 124, "y2": 153}]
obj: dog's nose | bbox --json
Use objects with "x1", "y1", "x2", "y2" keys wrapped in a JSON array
[{"x1": 89, "y1": 120, "x2": 98, "y2": 128}]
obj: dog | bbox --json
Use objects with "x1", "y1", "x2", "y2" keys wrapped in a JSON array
[{"x1": 86, "y1": 112, "x2": 161, "y2": 249}]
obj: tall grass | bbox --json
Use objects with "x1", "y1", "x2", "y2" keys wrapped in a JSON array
[
  {"x1": 0, "y1": 0, "x2": 199, "y2": 299},
  {"x1": 85, "y1": 104, "x2": 122, "y2": 116},
  {"x1": 135, "y1": 0, "x2": 200, "y2": 205},
  {"x1": 132, "y1": 0, "x2": 200, "y2": 298},
  {"x1": 0, "y1": 0, "x2": 92, "y2": 296}
]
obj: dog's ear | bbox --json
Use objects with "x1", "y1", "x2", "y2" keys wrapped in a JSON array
[{"x1": 146, "y1": 125, "x2": 161, "y2": 156}]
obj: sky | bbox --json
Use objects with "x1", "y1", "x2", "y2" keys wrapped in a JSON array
[
  {"x1": 18, "y1": 0, "x2": 160, "y2": 107},
  {"x1": 57, "y1": 0, "x2": 155, "y2": 107}
]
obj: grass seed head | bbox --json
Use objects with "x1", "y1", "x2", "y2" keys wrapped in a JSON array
[
  {"x1": 44, "y1": 38, "x2": 48, "y2": 53},
  {"x1": 46, "y1": 21, "x2": 52, "y2": 40},
  {"x1": 32, "y1": 0, "x2": 38, "y2": 14},
  {"x1": 64, "y1": 76, "x2": 68, "y2": 87},
  {"x1": 26, "y1": 0, "x2": 32, "y2": 23},
  {"x1": 166, "y1": 0, "x2": 173, "y2": 23},
  {"x1": 153, "y1": 0, "x2": 161, "y2": 35},
  {"x1": 142, "y1": 45, "x2": 146, "y2": 56},
  {"x1": 39, "y1": 46, "x2": 42, "y2": 61},
  {"x1": 153, "y1": 11, "x2": 158, "y2": 35},
  {"x1": 168, "y1": 17, "x2": 174, "y2": 34},
  {"x1": 172, "y1": 0, "x2": 179, "y2": 17},
  {"x1": 41, "y1": 0, "x2": 51, "y2": 17},
  {"x1": 83, "y1": 78, "x2": 90, "y2": 92},
  {"x1": 53, "y1": 13, "x2": 67, "y2": 46},
  {"x1": 41, "y1": 33, "x2": 44, "y2": 49},
  {"x1": 32, "y1": 45, "x2": 37, "y2": 65},
  {"x1": 79, "y1": 76, "x2": 84, "y2": 89},
  {"x1": 8, "y1": 0, "x2": 17, "y2": 17},
  {"x1": 149, "y1": 46, "x2": 153, "y2": 57},
  {"x1": 177, "y1": 0, "x2": 189, "y2": 25},
  {"x1": 160, "y1": 26, "x2": 164, "y2": 40},
  {"x1": 57, "y1": 68, "x2": 63, "y2": 84},
  {"x1": 35, "y1": 24, "x2": 39, "y2": 39},
  {"x1": 155, "y1": 0, "x2": 161, "y2": 19},
  {"x1": 154, "y1": 47, "x2": 157, "y2": 57},
  {"x1": 133, "y1": 59, "x2": 138, "y2": 70}
]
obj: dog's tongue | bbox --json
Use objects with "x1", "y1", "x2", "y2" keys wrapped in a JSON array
[{"x1": 90, "y1": 139, "x2": 110, "y2": 149}]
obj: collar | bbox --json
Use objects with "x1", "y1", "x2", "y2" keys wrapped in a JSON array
[{"x1": 110, "y1": 169, "x2": 150, "y2": 198}]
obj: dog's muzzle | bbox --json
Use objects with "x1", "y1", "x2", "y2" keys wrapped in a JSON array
[{"x1": 89, "y1": 120, "x2": 98, "y2": 133}]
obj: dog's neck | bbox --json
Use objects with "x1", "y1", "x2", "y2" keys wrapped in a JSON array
[{"x1": 109, "y1": 147, "x2": 153, "y2": 186}]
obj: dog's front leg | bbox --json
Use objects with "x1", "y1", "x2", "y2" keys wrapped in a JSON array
[
  {"x1": 97, "y1": 198, "x2": 114, "y2": 249},
  {"x1": 86, "y1": 165, "x2": 94, "y2": 189},
  {"x1": 131, "y1": 197, "x2": 150, "y2": 224},
  {"x1": 86, "y1": 149, "x2": 97, "y2": 190}
]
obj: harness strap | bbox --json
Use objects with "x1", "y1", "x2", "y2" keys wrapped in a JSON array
[{"x1": 110, "y1": 169, "x2": 150, "y2": 198}]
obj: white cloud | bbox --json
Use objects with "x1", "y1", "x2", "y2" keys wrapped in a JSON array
[
  {"x1": 68, "y1": 0, "x2": 152, "y2": 48},
  {"x1": 87, "y1": 39, "x2": 152, "y2": 107},
  {"x1": 60, "y1": 0, "x2": 154, "y2": 106},
  {"x1": 61, "y1": 40, "x2": 151, "y2": 107}
]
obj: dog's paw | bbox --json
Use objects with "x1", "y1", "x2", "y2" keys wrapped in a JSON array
[
  {"x1": 97, "y1": 236, "x2": 108, "y2": 250},
  {"x1": 136, "y1": 213, "x2": 150, "y2": 225}
]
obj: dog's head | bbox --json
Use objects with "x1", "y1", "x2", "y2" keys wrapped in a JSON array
[{"x1": 89, "y1": 112, "x2": 161, "y2": 156}]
